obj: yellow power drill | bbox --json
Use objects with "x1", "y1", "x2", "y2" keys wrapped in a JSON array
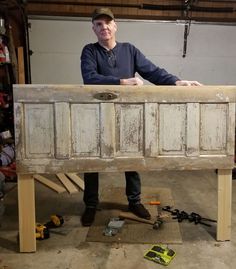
[
  {"x1": 45, "y1": 214, "x2": 64, "y2": 228},
  {"x1": 35, "y1": 223, "x2": 50, "y2": 240},
  {"x1": 35, "y1": 215, "x2": 64, "y2": 240}
]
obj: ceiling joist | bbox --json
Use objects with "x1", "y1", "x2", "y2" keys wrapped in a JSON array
[{"x1": 25, "y1": 0, "x2": 236, "y2": 23}]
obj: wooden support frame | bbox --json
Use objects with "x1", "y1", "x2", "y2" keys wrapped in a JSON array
[
  {"x1": 18, "y1": 174, "x2": 36, "y2": 252},
  {"x1": 217, "y1": 169, "x2": 232, "y2": 241},
  {"x1": 13, "y1": 85, "x2": 236, "y2": 252}
]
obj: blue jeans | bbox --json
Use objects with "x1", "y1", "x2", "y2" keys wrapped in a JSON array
[{"x1": 83, "y1": 171, "x2": 141, "y2": 207}]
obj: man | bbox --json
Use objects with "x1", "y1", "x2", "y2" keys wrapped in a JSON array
[{"x1": 80, "y1": 7, "x2": 201, "y2": 227}]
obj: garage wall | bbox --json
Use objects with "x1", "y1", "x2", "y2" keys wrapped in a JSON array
[{"x1": 28, "y1": 18, "x2": 236, "y2": 85}]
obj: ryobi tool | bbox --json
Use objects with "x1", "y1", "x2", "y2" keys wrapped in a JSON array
[{"x1": 144, "y1": 244, "x2": 176, "y2": 266}]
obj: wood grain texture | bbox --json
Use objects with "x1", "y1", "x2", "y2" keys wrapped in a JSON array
[
  {"x1": 24, "y1": 104, "x2": 54, "y2": 158},
  {"x1": 227, "y1": 103, "x2": 236, "y2": 155},
  {"x1": 18, "y1": 174, "x2": 36, "y2": 252},
  {"x1": 100, "y1": 103, "x2": 115, "y2": 158},
  {"x1": 17, "y1": 47, "x2": 25, "y2": 84},
  {"x1": 217, "y1": 169, "x2": 232, "y2": 241},
  {"x1": 16, "y1": 156, "x2": 234, "y2": 174},
  {"x1": 200, "y1": 104, "x2": 227, "y2": 154},
  {"x1": 186, "y1": 103, "x2": 200, "y2": 156},
  {"x1": 13, "y1": 85, "x2": 236, "y2": 103},
  {"x1": 71, "y1": 104, "x2": 100, "y2": 156},
  {"x1": 159, "y1": 104, "x2": 186, "y2": 155},
  {"x1": 55, "y1": 102, "x2": 71, "y2": 159},
  {"x1": 116, "y1": 104, "x2": 143, "y2": 156},
  {"x1": 145, "y1": 103, "x2": 159, "y2": 157}
]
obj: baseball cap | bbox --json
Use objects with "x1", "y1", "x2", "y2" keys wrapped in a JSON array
[{"x1": 92, "y1": 7, "x2": 114, "y2": 21}]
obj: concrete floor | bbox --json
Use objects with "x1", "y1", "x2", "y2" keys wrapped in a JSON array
[{"x1": 0, "y1": 170, "x2": 236, "y2": 269}]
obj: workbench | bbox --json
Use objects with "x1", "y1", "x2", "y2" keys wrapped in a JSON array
[{"x1": 13, "y1": 85, "x2": 236, "y2": 252}]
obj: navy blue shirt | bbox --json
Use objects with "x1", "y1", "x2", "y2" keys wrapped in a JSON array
[{"x1": 81, "y1": 42, "x2": 179, "y2": 85}]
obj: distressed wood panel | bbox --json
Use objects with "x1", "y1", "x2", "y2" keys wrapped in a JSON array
[
  {"x1": 13, "y1": 85, "x2": 236, "y2": 171},
  {"x1": 186, "y1": 103, "x2": 200, "y2": 157},
  {"x1": 71, "y1": 104, "x2": 100, "y2": 156},
  {"x1": 14, "y1": 103, "x2": 25, "y2": 161},
  {"x1": 13, "y1": 85, "x2": 236, "y2": 104},
  {"x1": 145, "y1": 103, "x2": 159, "y2": 157},
  {"x1": 115, "y1": 104, "x2": 143, "y2": 156},
  {"x1": 227, "y1": 103, "x2": 236, "y2": 155},
  {"x1": 15, "y1": 156, "x2": 234, "y2": 174},
  {"x1": 101, "y1": 103, "x2": 115, "y2": 158},
  {"x1": 24, "y1": 104, "x2": 54, "y2": 158},
  {"x1": 159, "y1": 104, "x2": 186, "y2": 155},
  {"x1": 200, "y1": 104, "x2": 227, "y2": 154},
  {"x1": 55, "y1": 102, "x2": 71, "y2": 159}
]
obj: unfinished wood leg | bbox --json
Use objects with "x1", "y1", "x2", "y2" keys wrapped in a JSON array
[
  {"x1": 18, "y1": 174, "x2": 36, "y2": 252},
  {"x1": 217, "y1": 169, "x2": 232, "y2": 241}
]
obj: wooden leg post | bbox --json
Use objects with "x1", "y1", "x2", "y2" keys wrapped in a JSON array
[
  {"x1": 18, "y1": 174, "x2": 36, "y2": 252},
  {"x1": 217, "y1": 169, "x2": 232, "y2": 241}
]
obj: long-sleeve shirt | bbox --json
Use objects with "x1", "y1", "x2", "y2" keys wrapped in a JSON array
[{"x1": 80, "y1": 42, "x2": 179, "y2": 85}]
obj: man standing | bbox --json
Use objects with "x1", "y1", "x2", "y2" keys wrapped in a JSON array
[{"x1": 80, "y1": 7, "x2": 201, "y2": 226}]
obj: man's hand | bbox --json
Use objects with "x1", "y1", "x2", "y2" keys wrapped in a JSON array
[
  {"x1": 175, "y1": 80, "x2": 202, "y2": 86},
  {"x1": 120, "y1": 77, "x2": 144, "y2": 86}
]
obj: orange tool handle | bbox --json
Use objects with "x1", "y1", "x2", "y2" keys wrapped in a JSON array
[{"x1": 149, "y1": 201, "x2": 161, "y2": 205}]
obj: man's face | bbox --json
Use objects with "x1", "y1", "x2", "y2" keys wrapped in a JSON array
[{"x1": 92, "y1": 16, "x2": 117, "y2": 42}]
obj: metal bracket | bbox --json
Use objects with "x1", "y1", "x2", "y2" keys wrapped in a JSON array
[{"x1": 93, "y1": 92, "x2": 118, "y2": 101}]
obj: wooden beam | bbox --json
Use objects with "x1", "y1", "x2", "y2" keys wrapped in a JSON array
[
  {"x1": 17, "y1": 47, "x2": 25, "y2": 84},
  {"x1": 18, "y1": 174, "x2": 36, "y2": 252},
  {"x1": 56, "y1": 173, "x2": 78, "y2": 194},
  {"x1": 66, "y1": 173, "x2": 84, "y2": 191},
  {"x1": 33, "y1": 174, "x2": 67, "y2": 193},
  {"x1": 217, "y1": 169, "x2": 232, "y2": 241},
  {"x1": 26, "y1": 0, "x2": 236, "y2": 22}
]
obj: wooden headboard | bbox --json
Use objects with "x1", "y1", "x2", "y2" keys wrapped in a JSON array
[
  {"x1": 13, "y1": 85, "x2": 236, "y2": 252},
  {"x1": 14, "y1": 85, "x2": 236, "y2": 173}
]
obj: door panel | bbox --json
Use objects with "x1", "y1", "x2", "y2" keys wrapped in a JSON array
[
  {"x1": 25, "y1": 104, "x2": 54, "y2": 158},
  {"x1": 159, "y1": 104, "x2": 186, "y2": 155},
  {"x1": 71, "y1": 104, "x2": 100, "y2": 156},
  {"x1": 115, "y1": 104, "x2": 143, "y2": 156},
  {"x1": 13, "y1": 85, "x2": 236, "y2": 173}
]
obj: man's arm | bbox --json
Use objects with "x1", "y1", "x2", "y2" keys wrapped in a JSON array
[
  {"x1": 133, "y1": 46, "x2": 180, "y2": 85},
  {"x1": 135, "y1": 48, "x2": 202, "y2": 86}
]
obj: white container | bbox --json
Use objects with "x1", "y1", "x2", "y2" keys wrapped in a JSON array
[
  {"x1": 4, "y1": 45, "x2": 10, "y2": 63},
  {"x1": 0, "y1": 18, "x2": 6, "y2": 35}
]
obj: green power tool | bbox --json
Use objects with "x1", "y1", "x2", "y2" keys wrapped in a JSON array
[{"x1": 144, "y1": 244, "x2": 176, "y2": 266}]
